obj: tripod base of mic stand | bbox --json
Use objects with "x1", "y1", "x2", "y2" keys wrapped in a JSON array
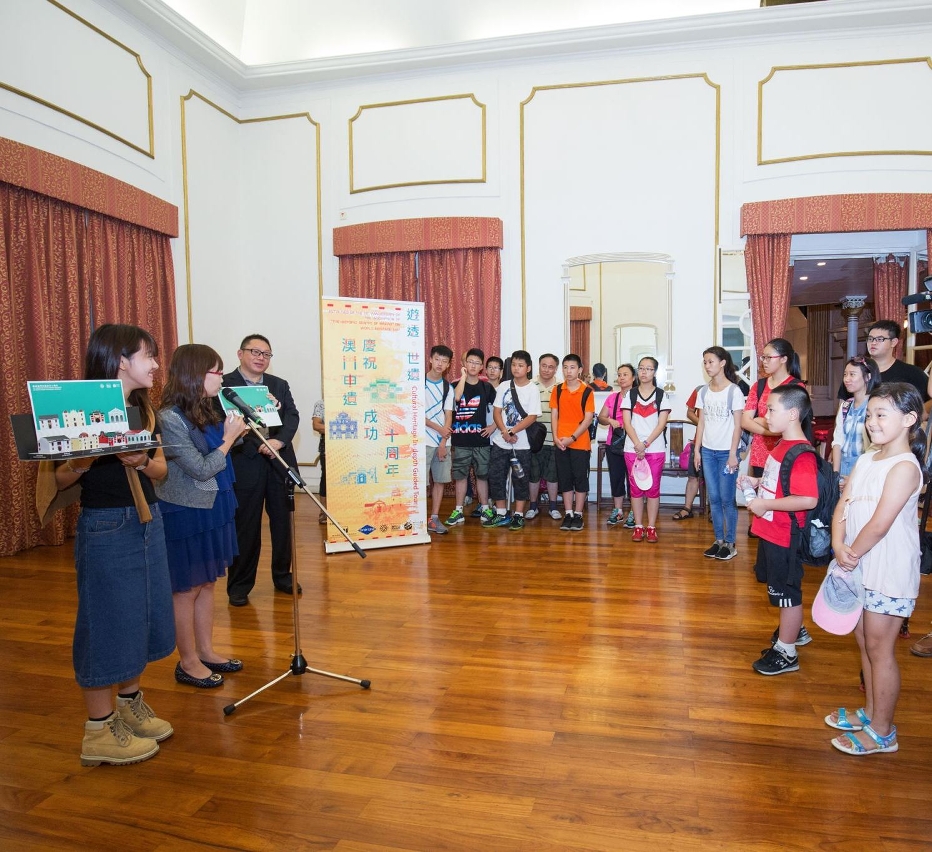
[{"x1": 223, "y1": 652, "x2": 371, "y2": 716}]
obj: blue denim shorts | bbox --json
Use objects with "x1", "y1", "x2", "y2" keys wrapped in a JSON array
[{"x1": 73, "y1": 505, "x2": 176, "y2": 688}]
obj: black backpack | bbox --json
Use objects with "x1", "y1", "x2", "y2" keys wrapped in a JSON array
[
  {"x1": 555, "y1": 384, "x2": 596, "y2": 440},
  {"x1": 626, "y1": 386, "x2": 666, "y2": 446},
  {"x1": 779, "y1": 443, "x2": 840, "y2": 566}
]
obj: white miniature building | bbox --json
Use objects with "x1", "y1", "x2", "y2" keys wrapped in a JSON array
[
  {"x1": 108, "y1": 408, "x2": 126, "y2": 423},
  {"x1": 125, "y1": 429, "x2": 152, "y2": 444},
  {"x1": 37, "y1": 414, "x2": 59, "y2": 430},
  {"x1": 62, "y1": 409, "x2": 87, "y2": 428},
  {"x1": 39, "y1": 435, "x2": 70, "y2": 454}
]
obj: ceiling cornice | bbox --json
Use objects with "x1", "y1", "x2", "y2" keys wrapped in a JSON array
[{"x1": 102, "y1": 0, "x2": 932, "y2": 91}]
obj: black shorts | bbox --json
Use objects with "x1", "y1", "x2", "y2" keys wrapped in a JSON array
[
  {"x1": 554, "y1": 447, "x2": 590, "y2": 493},
  {"x1": 754, "y1": 537, "x2": 804, "y2": 608}
]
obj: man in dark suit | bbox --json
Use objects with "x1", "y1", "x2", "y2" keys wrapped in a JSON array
[{"x1": 223, "y1": 334, "x2": 301, "y2": 606}]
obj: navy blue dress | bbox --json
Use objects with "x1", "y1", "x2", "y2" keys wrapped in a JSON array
[{"x1": 160, "y1": 422, "x2": 238, "y2": 593}]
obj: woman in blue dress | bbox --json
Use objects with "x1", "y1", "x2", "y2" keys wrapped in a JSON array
[{"x1": 156, "y1": 344, "x2": 248, "y2": 688}]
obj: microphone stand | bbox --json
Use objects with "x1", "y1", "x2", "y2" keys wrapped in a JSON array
[{"x1": 223, "y1": 415, "x2": 370, "y2": 717}]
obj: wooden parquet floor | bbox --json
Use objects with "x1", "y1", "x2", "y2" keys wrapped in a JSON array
[{"x1": 2, "y1": 497, "x2": 931, "y2": 851}]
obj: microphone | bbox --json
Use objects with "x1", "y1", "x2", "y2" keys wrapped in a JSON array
[
  {"x1": 222, "y1": 387, "x2": 266, "y2": 426},
  {"x1": 902, "y1": 292, "x2": 932, "y2": 306}
]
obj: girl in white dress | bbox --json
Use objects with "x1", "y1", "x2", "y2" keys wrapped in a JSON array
[{"x1": 825, "y1": 382, "x2": 926, "y2": 755}]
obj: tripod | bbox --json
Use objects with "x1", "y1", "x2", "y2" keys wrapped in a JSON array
[{"x1": 223, "y1": 415, "x2": 370, "y2": 716}]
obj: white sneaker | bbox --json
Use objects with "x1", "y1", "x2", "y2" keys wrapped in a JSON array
[
  {"x1": 525, "y1": 508, "x2": 539, "y2": 520},
  {"x1": 549, "y1": 509, "x2": 562, "y2": 520}
]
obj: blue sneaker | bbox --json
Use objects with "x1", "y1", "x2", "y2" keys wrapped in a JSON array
[
  {"x1": 607, "y1": 508, "x2": 621, "y2": 526},
  {"x1": 484, "y1": 512, "x2": 511, "y2": 528},
  {"x1": 446, "y1": 509, "x2": 465, "y2": 526}
]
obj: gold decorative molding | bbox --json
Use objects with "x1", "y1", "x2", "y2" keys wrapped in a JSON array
[
  {"x1": 757, "y1": 58, "x2": 932, "y2": 165},
  {"x1": 348, "y1": 93, "x2": 486, "y2": 193},
  {"x1": 179, "y1": 90, "x2": 323, "y2": 354},
  {"x1": 0, "y1": 0, "x2": 154, "y2": 158},
  {"x1": 520, "y1": 74, "x2": 720, "y2": 349}
]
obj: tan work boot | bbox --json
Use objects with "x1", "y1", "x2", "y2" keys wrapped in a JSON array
[
  {"x1": 80, "y1": 712, "x2": 159, "y2": 766},
  {"x1": 116, "y1": 691, "x2": 173, "y2": 741}
]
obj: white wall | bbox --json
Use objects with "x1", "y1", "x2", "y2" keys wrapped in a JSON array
[{"x1": 3, "y1": 0, "x2": 932, "y2": 454}]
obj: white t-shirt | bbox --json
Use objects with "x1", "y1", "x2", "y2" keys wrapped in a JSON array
[
  {"x1": 619, "y1": 387, "x2": 672, "y2": 448},
  {"x1": 696, "y1": 383, "x2": 745, "y2": 451},
  {"x1": 425, "y1": 377, "x2": 453, "y2": 447},
  {"x1": 491, "y1": 381, "x2": 542, "y2": 451}
]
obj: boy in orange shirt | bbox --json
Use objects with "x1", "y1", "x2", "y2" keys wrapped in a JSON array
[{"x1": 550, "y1": 354, "x2": 595, "y2": 531}]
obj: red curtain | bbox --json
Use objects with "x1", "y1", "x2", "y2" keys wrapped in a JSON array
[
  {"x1": 872, "y1": 254, "x2": 908, "y2": 324},
  {"x1": 86, "y1": 211, "x2": 178, "y2": 397},
  {"x1": 338, "y1": 252, "x2": 417, "y2": 302},
  {"x1": 418, "y1": 247, "x2": 501, "y2": 363},
  {"x1": 0, "y1": 184, "x2": 178, "y2": 557},
  {"x1": 745, "y1": 234, "x2": 792, "y2": 354},
  {"x1": 0, "y1": 184, "x2": 91, "y2": 554},
  {"x1": 569, "y1": 306, "x2": 592, "y2": 374}
]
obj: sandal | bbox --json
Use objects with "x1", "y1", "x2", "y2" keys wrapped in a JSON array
[
  {"x1": 825, "y1": 707, "x2": 870, "y2": 732},
  {"x1": 832, "y1": 723, "x2": 898, "y2": 755},
  {"x1": 672, "y1": 507, "x2": 694, "y2": 521}
]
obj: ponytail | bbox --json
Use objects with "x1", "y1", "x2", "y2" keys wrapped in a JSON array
[{"x1": 703, "y1": 346, "x2": 738, "y2": 385}]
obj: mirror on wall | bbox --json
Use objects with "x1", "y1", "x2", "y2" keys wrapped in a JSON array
[{"x1": 564, "y1": 253, "x2": 674, "y2": 385}]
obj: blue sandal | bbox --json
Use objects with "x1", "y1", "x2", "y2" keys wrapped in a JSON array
[
  {"x1": 824, "y1": 707, "x2": 870, "y2": 732},
  {"x1": 832, "y1": 723, "x2": 898, "y2": 755}
]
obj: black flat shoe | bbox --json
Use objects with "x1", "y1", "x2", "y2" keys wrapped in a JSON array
[
  {"x1": 273, "y1": 581, "x2": 302, "y2": 595},
  {"x1": 200, "y1": 658, "x2": 243, "y2": 674},
  {"x1": 228, "y1": 595, "x2": 249, "y2": 607},
  {"x1": 175, "y1": 662, "x2": 224, "y2": 688}
]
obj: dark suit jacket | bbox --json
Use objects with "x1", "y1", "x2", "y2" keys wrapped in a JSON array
[{"x1": 222, "y1": 370, "x2": 300, "y2": 469}]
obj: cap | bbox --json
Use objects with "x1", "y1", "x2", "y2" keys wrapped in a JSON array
[
  {"x1": 811, "y1": 561, "x2": 864, "y2": 635},
  {"x1": 632, "y1": 457, "x2": 653, "y2": 490}
]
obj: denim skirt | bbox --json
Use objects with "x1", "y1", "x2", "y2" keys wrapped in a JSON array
[{"x1": 73, "y1": 504, "x2": 176, "y2": 688}]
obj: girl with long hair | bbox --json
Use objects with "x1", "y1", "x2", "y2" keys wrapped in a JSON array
[
  {"x1": 694, "y1": 347, "x2": 745, "y2": 561},
  {"x1": 832, "y1": 356, "x2": 880, "y2": 488},
  {"x1": 741, "y1": 338, "x2": 807, "y2": 536},
  {"x1": 53, "y1": 324, "x2": 174, "y2": 766},
  {"x1": 825, "y1": 383, "x2": 927, "y2": 755},
  {"x1": 156, "y1": 344, "x2": 248, "y2": 688}
]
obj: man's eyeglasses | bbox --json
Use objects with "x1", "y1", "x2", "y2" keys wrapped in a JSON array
[
  {"x1": 243, "y1": 348, "x2": 273, "y2": 359},
  {"x1": 465, "y1": 360, "x2": 484, "y2": 367},
  {"x1": 866, "y1": 335, "x2": 893, "y2": 344}
]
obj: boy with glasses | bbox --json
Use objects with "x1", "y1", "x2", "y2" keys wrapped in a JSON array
[{"x1": 447, "y1": 349, "x2": 497, "y2": 526}]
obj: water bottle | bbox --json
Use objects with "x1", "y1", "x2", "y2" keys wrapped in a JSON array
[
  {"x1": 742, "y1": 485, "x2": 757, "y2": 503},
  {"x1": 510, "y1": 453, "x2": 526, "y2": 479}
]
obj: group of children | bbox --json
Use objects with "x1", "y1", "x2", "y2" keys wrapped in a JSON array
[
  {"x1": 425, "y1": 346, "x2": 672, "y2": 535},
  {"x1": 425, "y1": 339, "x2": 926, "y2": 755}
]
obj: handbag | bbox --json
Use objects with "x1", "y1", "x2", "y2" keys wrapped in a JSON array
[
  {"x1": 510, "y1": 381, "x2": 546, "y2": 453},
  {"x1": 606, "y1": 392, "x2": 627, "y2": 457},
  {"x1": 680, "y1": 441, "x2": 693, "y2": 470}
]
